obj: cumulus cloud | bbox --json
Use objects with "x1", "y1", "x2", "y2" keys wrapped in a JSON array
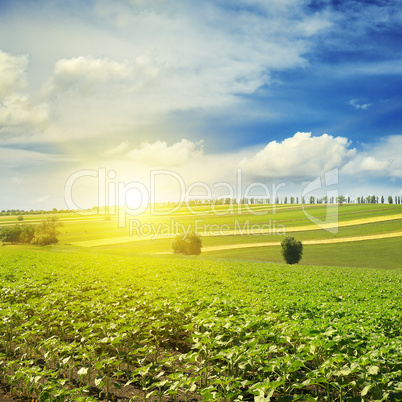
[
  {"x1": 240, "y1": 132, "x2": 355, "y2": 179},
  {"x1": 342, "y1": 135, "x2": 402, "y2": 178},
  {"x1": 127, "y1": 139, "x2": 203, "y2": 167},
  {"x1": 0, "y1": 49, "x2": 50, "y2": 139},
  {"x1": 342, "y1": 156, "x2": 390, "y2": 174},
  {"x1": 46, "y1": 56, "x2": 133, "y2": 96},
  {"x1": 0, "y1": 94, "x2": 49, "y2": 130},
  {"x1": 0, "y1": 49, "x2": 28, "y2": 97}
]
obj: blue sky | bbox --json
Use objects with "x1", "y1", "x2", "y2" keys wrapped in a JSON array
[{"x1": 0, "y1": 0, "x2": 401, "y2": 209}]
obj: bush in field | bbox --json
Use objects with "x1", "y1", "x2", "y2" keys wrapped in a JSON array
[
  {"x1": 20, "y1": 225, "x2": 36, "y2": 244},
  {"x1": 281, "y1": 236, "x2": 303, "y2": 264},
  {"x1": 172, "y1": 235, "x2": 187, "y2": 254},
  {"x1": 31, "y1": 217, "x2": 62, "y2": 246},
  {"x1": 172, "y1": 231, "x2": 202, "y2": 255},
  {"x1": 0, "y1": 225, "x2": 22, "y2": 244},
  {"x1": 17, "y1": 214, "x2": 24, "y2": 221}
]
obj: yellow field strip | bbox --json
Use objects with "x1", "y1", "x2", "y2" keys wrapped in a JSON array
[
  {"x1": 70, "y1": 236, "x2": 148, "y2": 247},
  {"x1": 71, "y1": 214, "x2": 402, "y2": 247}
]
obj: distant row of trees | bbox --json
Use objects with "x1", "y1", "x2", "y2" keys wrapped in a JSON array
[
  {"x1": 1, "y1": 194, "x2": 401, "y2": 215},
  {"x1": 0, "y1": 217, "x2": 62, "y2": 246},
  {"x1": 159, "y1": 195, "x2": 401, "y2": 207},
  {"x1": 356, "y1": 195, "x2": 402, "y2": 204},
  {"x1": 0, "y1": 208, "x2": 73, "y2": 216}
]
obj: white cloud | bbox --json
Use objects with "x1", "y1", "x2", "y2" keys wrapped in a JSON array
[
  {"x1": 342, "y1": 156, "x2": 390, "y2": 175},
  {"x1": 127, "y1": 139, "x2": 203, "y2": 167},
  {"x1": 349, "y1": 99, "x2": 372, "y2": 110},
  {"x1": 240, "y1": 132, "x2": 355, "y2": 179},
  {"x1": 0, "y1": 49, "x2": 28, "y2": 97},
  {"x1": 342, "y1": 135, "x2": 402, "y2": 178},
  {"x1": 0, "y1": 94, "x2": 49, "y2": 131},
  {"x1": 46, "y1": 56, "x2": 133, "y2": 96},
  {"x1": 341, "y1": 135, "x2": 402, "y2": 178},
  {"x1": 0, "y1": 49, "x2": 50, "y2": 140}
]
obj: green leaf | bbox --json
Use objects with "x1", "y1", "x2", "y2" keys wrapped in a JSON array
[
  {"x1": 77, "y1": 367, "x2": 88, "y2": 376},
  {"x1": 361, "y1": 384, "x2": 372, "y2": 396},
  {"x1": 94, "y1": 376, "x2": 104, "y2": 387}
]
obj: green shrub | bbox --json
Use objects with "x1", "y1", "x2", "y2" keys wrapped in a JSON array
[
  {"x1": 20, "y1": 225, "x2": 35, "y2": 243},
  {"x1": 281, "y1": 236, "x2": 303, "y2": 264},
  {"x1": 31, "y1": 217, "x2": 61, "y2": 246},
  {"x1": 32, "y1": 233, "x2": 59, "y2": 246},
  {"x1": 172, "y1": 231, "x2": 202, "y2": 255},
  {"x1": 0, "y1": 226, "x2": 22, "y2": 244}
]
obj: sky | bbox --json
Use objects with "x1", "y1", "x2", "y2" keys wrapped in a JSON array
[{"x1": 0, "y1": 0, "x2": 401, "y2": 210}]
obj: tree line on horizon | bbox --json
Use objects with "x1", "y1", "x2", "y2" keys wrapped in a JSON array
[{"x1": 1, "y1": 195, "x2": 401, "y2": 216}]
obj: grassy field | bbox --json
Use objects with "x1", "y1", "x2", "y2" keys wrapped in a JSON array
[
  {"x1": 9, "y1": 203, "x2": 395, "y2": 270},
  {"x1": 0, "y1": 203, "x2": 401, "y2": 401}
]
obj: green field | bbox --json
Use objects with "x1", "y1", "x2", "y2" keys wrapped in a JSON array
[{"x1": 0, "y1": 204, "x2": 401, "y2": 401}]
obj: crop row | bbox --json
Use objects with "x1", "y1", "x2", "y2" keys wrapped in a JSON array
[{"x1": 0, "y1": 248, "x2": 401, "y2": 401}]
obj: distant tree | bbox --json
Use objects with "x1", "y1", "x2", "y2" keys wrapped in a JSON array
[
  {"x1": 31, "y1": 217, "x2": 62, "y2": 246},
  {"x1": 284, "y1": 197, "x2": 288, "y2": 204},
  {"x1": 388, "y1": 196, "x2": 393, "y2": 204},
  {"x1": 337, "y1": 195, "x2": 346, "y2": 205},
  {"x1": 290, "y1": 196, "x2": 294, "y2": 204},
  {"x1": 309, "y1": 196, "x2": 315, "y2": 204},
  {"x1": 381, "y1": 196, "x2": 384, "y2": 204},
  {"x1": 281, "y1": 236, "x2": 303, "y2": 265},
  {"x1": 17, "y1": 215, "x2": 24, "y2": 222},
  {"x1": 172, "y1": 231, "x2": 202, "y2": 255}
]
